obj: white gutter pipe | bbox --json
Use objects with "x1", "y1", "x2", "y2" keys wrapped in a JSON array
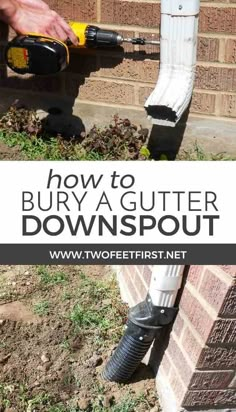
[
  {"x1": 149, "y1": 265, "x2": 184, "y2": 307},
  {"x1": 145, "y1": 0, "x2": 200, "y2": 127},
  {"x1": 103, "y1": 265, "x2": 184, "y2": 382}
]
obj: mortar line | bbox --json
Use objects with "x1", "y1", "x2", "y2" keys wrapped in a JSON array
[
  {"x1": 178, "y1": 310, "x2": 206, "y2": 347},
  {"x1": 194, "y1": 88, "x2": 236, "y2": 96},
  {"x1": 96, "y1": 0, "x2": 101, "y2": 23},
  {"x1": 186, "y1": 283, "x2": 220, "y2": 320},
  {"x1": 201, "y1": 2, "x2": 236, "y2": 8},
  {"x1": 164, "y1": 349, "x2": 193, "y2": 389},
  {"x1": 196, "y1": 61, "x2": 236, "y2": 68},
  {"x1": 190, "y1": 112, "x2": 236, "y2": 123},
  {"x1": 218, "y1": 38, "x2": 227, "y2": 63},
  {"x1": 171, "y1": 331, "x2": 198, "y2": 370},
  {"x1": 206, "y1": 266, "x2": 234, "y2": 285}
]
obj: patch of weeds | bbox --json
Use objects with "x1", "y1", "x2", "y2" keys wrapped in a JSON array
[
  {"x1": 77, "y1": 272, "x2": 115, "y2": 303},
  {"x1": 111, "y1": 394, "x2": 147, "y2": 412},
  {"x1": 62, "y1": 291, "x2": 73, "y2": 301},
  {"x1": 37, "y1": 266, "x2": 68, "y2": 285},
  {"x1": 90, "y1": 393, "x2": 147, "y2": 412},
  {"x1": 60, "y1": 339, "x2": 70, "y2": 350},
  {"x1": 92, "y1": 382, "x2": 106, "y2": 395},
  {"x1": 48, "y1": 406, "x2": 73, "y2": 412},
  {"x1": 26, "y1": 393, "x2": 51, "y2": 411},
  {"x1": 48, "y1": 407, "x2": 78, "y2": 412},
  {"x1": 0, "y1": 105, "x2": 150, "y2": 160},
  {"x1": 0, "y1": 384, "x2": 14, "y2": 408},
  {"x1": 33, "y1": 300, "x2": 50, "y2": 316},
  {"x1": 0, "y1": 289, "x2": 17, "y2": 302},
  {"x1": 177, "y1": 141, "x2": 236, "y2": 161},
  {"x1": 0, "y1": 130, "x2": 63, "y2": 160},
  {"x1": 62, "y1": 372, "x2": 80, "y2": 388},
  {"x1": 69, "y1": 303, "x2": 112, "y2": 330},
  {"x1": 19, "y1": 383, "x2": 29, "y2": 407},
  {"x1": 69, "y1": 274, "x2": 127, "y2": 345},
  {"x1": 81, "y1": 115, "x2": 149, "y2": 160}
]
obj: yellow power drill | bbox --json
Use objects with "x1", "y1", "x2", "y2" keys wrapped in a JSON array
[{"x1": 5, "y1": 22, "x2": 160, "y2": 76}]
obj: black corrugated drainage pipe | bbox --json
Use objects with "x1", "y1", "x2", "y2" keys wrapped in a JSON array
[{"x1": 102, "y1": 294, "x2": 178, "y2": 383}]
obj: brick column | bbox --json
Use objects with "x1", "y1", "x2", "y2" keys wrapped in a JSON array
[{"x1": 117, "y1": 265, "x2": 236, "y2": 411}]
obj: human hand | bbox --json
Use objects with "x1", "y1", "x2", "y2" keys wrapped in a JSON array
[{"x1": 0, "y1": 0, "x2": 78, "y2": 45}]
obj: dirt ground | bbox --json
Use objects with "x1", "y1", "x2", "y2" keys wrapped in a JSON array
[
  {"x1": 0, "y1": 265, "x2": 159, "y2": 412},
  {"x1": 0, "y1": 142, "x2": 24, "y2": 160}
]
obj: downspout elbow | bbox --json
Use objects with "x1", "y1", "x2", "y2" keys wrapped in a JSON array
[
  {"x1": 102, "y1": 266, "x2": 184, "y2": 383},
  {"x1": 102, "y1": 295, "x2": 178, "y2": 383},
  {"x1": 145, "y1": 0, "x2": 200, "y2": 127}
]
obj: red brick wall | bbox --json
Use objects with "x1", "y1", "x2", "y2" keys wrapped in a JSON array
[
  {"x1": 0, "y1": 1, "x2": 235, "y2": 120},
  {"x1": 117, "y1": 265, "x2": 153, "y2": 306},
  {"x1": 118, "y1": 265, "x2": 236, "y2": 411}
]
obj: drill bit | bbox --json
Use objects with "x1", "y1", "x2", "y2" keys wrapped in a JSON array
[{"x1": 122, "y1": 37, "x2": 160, "y2": 46}]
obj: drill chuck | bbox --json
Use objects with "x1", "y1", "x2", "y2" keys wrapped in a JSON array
[
  {"x1": 85, "y1": 26, "x2": 123, "y2": 47},
  {"x1": 85, "y1": 26, "x2": 160, "y2": 47}
]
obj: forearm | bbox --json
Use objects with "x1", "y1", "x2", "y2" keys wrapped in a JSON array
[{"x1": 0, "y1": 0, "x2": 78, "y2": 44}]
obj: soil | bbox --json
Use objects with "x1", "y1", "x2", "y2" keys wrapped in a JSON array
[
  {"x1": 0, "y1": 141, "x2": 24, "y2": 160},
  {"x1": 0, "y1": 266, "x2": 159, "y2": 412}
]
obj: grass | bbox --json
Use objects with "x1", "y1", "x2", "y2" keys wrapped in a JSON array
[
  {"x1": 177, "y1": 141, "x2": 236, "y2": 161},
  {"x1": 1, "y1": 105, "x2": 235, "y2": 161},
  {"x1": 33, "y1": 300, "x2": 50, "y2": 316},
  {"x1": 0, "y1": 129, "x2": 106, "y2": 161},
  {"x1": 0, "y1": 384, "x2": 13, "y2": 408},
  {"x1": 68, "y1": 272, "x2": 126, "y2": 344},
  {"x1": 89, "y1": 393, "x2": 147, "y2": 412},
  {"x1": 62, "y1": 291, "x2": 73, "y2": 301},
  {"x1": 37, "y1": 266, "x2": 68, "y2": 285},
  {"x1": 60, "y1": 339, "x2": 70, "y2": 350},
  {"x1": 0, "y1": 267, "x2": 152, "y2": 412},
  {"x1": 0, "y1": 108, "x2": 149, "y2": 161},
  {"x1": 1, "y1": 128, "x2": 235, "y2": 162},
  {"x1": 45, "y1": 393, "x2": 147, "y2": 412},
  {"x1": 69, "y1": 303, "x2": 112, "y2": 330},
  {"x1": 26, "y1": 393, "x2": 51, "y2": 411}
]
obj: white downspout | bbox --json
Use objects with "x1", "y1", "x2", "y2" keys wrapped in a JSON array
[
  {"x1": 145, "y1": 0, "x2": 200, "y2": 127},
  {"x1": 149, "y1": 265, "x2": 184, "y2": 307}
]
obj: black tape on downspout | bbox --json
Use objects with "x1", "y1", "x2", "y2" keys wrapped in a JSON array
[{"x1": 102, "y1": 295, "x2": 178, "y2": 383}]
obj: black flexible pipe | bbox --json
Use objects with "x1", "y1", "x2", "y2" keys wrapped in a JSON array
[
  {"x1": 102, "y1": 295, "x2": 178, "y2": 383},
  {"x1": 102, "y1": 320, "x2": 156, "y2": 382}
]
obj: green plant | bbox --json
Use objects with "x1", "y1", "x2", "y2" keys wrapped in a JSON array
[
  {"x1": 177, "y1": 141, "x2": 236, "y2": 161},
  {"x1": 33, "y1": 300, "x2": 50, "y2": 316},
  {"x1": 0, "y1": 384, "x2": 14, "y2": 408},
  {"x1": 69, "y1": 303, "x2": 110, "y2": 330},
  {"x1": 48, "y1": 406, "x2": 72, "y2": 412},
  {"x1": 19, "y1": 383, "x2": 29, "y2": 407},
  {"x1": 62, "y1": 291, "x2": 73, "y2": 301},
  {"x1": 26, "y1": 393, "x2": 51, "y2": 411},
  {"x1": 0, "y1": 106, "x2": 150, "y2": 161},
  {"x1": 68, "y1": 274, "x2": 126, "y2": 344},
  {"x1": 37, "y1": 266, "x2": 68, "y2": 285},
  {"x1": 47, "y1": 407, "x2": 65, "y2": 412},
  {"x1": 60, "y1": 339, "x2": 70, "y2": 350},
  {"x1": 80, "y1": 116, "x2": 149, "y2": 160},
  {"x1": 139, "y1": 145, "x2": 151, "y2": 159},
  {"x1": 89, "y1": 393, "x2": 148, "y2": 412}
]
